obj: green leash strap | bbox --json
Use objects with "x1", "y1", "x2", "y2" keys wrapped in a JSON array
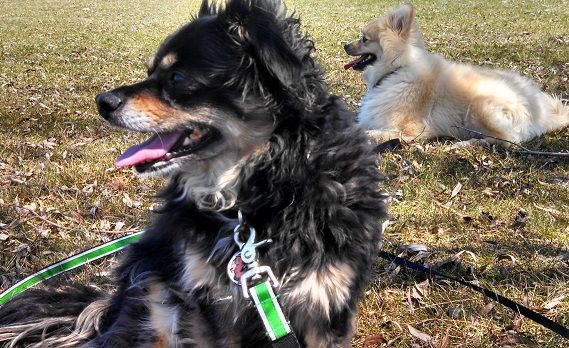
[
  {"x1": 0, "y1": 231, "x2": 144, "y2": 307},
  {"x1": 249, "y1": 281, "x2": 292, "y2": 341}
]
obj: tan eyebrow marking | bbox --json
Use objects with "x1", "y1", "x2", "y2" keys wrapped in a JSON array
[{"x1": 159, "y1": 53, "x2": 178, "y2": 69}]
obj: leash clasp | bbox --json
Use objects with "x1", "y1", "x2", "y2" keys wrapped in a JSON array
[
  {"x1": 232, "y1": 210, "x2": 276, "y2": 297},
  {"x1": 241, "y1": 265, "x2": 279, "y2": 298},
  {"x1": 233, "y1": 224, "x2": 271, "y2": 264}
]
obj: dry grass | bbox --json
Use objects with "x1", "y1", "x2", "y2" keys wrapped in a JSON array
[{"x1": 1, "y1": 0, "x2": 568, "y2": 346}]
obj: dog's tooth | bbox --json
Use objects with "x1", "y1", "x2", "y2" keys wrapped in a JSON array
[{"x1": 182, "y1": 137, "x2": 191, "y2": 146}]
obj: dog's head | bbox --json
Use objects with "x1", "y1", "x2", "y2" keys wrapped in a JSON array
[
  {"x1": 343, "y1": 4, "x2": 424, "y2": 73},
  {"x1": 96, "y1": 0, "x2": 310, "y2": 209}
]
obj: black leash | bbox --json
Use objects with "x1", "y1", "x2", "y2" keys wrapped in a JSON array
[
  {"x1": 378, "y1": 250, "x2": 569, "y2": 338},
  {"x1": 272, "y1": 333, "x2": 301, "y2": 348}
]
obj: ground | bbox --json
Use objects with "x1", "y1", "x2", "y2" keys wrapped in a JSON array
[{"x1": 0, "y1": 0, "x2": 568, "y2": 347}]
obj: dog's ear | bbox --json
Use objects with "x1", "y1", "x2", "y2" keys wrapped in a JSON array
[
  {"x1": 198, "y1": 0, "x2": 216, "y2": 17},
  {"x1": 222, "y1": 0, "x2": 302, "y2": 88},
  {"x1": 388, "y1": 4, "x2": 414, "y2": 36}
]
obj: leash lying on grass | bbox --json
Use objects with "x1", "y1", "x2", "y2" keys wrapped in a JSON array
[
  {"x1": 0, "y1": 231, "x2": 143, "y2": 306},
  {"x1": 0, "y1": 230, "x2": 567, "y2": 339},
  {"x1": 378, "y1": 250, "x2": 569, "y2": 339}
]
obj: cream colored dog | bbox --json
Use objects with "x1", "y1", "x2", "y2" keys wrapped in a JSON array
[{"x1": 344, "y1": 4, "x2": 569, "y2": 145}]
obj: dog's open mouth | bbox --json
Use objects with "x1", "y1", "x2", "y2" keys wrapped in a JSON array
[
  {"x1": 116, "y1": 125, "x2": 219, "y2": 174},
  {"x1": 344, "y1": 54, "x2": 377, "y2": 71}
]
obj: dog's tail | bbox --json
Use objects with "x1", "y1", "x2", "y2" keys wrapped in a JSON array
[
  {"x1": 0, "y1": 285, "x2": 108, "y2": 348},
  {"x1": 543, "y1": 93, "x2": 569, "y2": 131}
]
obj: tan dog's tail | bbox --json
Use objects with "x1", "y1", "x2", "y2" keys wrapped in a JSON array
[{"x1": 544, "y1": 93, "x2": 569, "y2": 131}]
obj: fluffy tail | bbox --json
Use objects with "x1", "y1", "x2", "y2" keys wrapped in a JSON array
[
  {"x1": 0, "y1": 285, "x2": 108, "y2": 348},
  {"x1": 543, "y1": 93, "x2": 569, "y2": 131}
]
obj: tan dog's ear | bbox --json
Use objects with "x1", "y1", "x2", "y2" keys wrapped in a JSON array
[{"x1": 388, "y1": 4, "x2": 414, "y2": 36}]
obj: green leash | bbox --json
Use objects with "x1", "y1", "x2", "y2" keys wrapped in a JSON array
[
  {"x1": 249, "y1": 281, "x2": 292, "y2": 341},
  {"x1": 0, "y1": 231, "x2": 144, "y2": 307}
]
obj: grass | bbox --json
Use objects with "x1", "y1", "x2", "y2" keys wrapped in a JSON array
[{"x1": 0, "y1": 0, "x2": 568, "y2": 346}]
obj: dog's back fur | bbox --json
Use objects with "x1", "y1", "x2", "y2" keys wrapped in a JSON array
[
  {"x1": 0, "y1": 1, "x2": 386, "y2": 347},
  {"x1": 345, "y1": 4, "x2": 569, "y2": 145}
]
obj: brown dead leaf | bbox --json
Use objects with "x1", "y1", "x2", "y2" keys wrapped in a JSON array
[
  {"x1": 479, "y1": 302, "x2": 496, "y2": 316},
  {"x1": 108, "y1": 178, "x2": 126, "y2": 191},
  {"x1": 428, "y1": 226, "x2": 445, "y2": 235},
  {"x1": 414, "y1": 280, "x2": 429, "y2": 297},
  {"x1": 407, "y1": 325, "x2": 431, "y2": 343},
  {"x1": 363, "y1": 334, "x2": 388, "y2": 347},
  {"x1": 495, "y1": 253, "x2": 516, "y2": 268},
  {"x1": 510, "y1": 209, "x2": 528, "y2": 230},
  {"x1": 497, "y1": 330, "x2": 534, "y2": 345}
]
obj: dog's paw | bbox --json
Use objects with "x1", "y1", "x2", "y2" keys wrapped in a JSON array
[{"x1": 446, "y1": 138, "x2": 490, "y2": 150}]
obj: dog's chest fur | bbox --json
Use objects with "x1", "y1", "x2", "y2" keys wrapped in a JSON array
[{"x1": 109, "y1": 123, "x2": 385, "y2": 346}]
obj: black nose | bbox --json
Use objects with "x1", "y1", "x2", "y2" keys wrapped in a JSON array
[
  {"x1": 344, "y1": 43, "x2": 351, "y2": 53},
  {"x1": 96, "y1": 92, "x2": 123, "y2": 119}
]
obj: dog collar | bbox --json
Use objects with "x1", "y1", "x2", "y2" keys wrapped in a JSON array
[
  {"x1": 374, "y1": 68, "x2": 401, "y2": 88},
  {"x1": 228, "y1": 211, "x2": 300, "y2": 347}
]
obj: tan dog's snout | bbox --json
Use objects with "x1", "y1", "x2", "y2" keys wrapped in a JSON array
[{"x1": 344, "y1": 41, "x2": 362, "y2": 56}]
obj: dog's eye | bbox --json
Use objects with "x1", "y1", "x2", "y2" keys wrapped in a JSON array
[
  {"x1": 362, "y1": 35, "x2": 368, "y2": 43},
  {"x1": 170, "y1": 72, "x2": 186, "y2": 84}
]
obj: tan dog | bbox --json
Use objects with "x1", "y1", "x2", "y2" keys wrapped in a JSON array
[{"x1": 344, "y1": 4, "x2": 569, "y2": 145}]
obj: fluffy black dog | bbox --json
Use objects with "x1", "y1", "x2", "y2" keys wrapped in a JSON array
[{"x1": 0, "y1": 0, "x2": 386, "y2": 346}]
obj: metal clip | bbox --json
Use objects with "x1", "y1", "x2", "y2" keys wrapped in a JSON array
[
  {"x1": 241, "y1": 265, "x2": 279, "y2": 298},
  {"x1": 233, "y1": 210, "x2": 276, "y2": 297},
  {"x1": 233, "y1": 224, "x2": 270, "y2": 264}
]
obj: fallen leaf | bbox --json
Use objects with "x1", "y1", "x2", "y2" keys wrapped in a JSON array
[
  {"x1": 39, "y1": 229, "x2": 50, "y2": 238},
  {"x1": 495, "y1": 253, "x2": 516, "y2": 268},
  {"x1": 13, "y1": 243, "x2": 30, "y2": 253},
  {"x1": 543, "y1": 295, "x2": 565, "y2": 310},
  {"x1": 447, "y1": 306, "x2": 465, "y2": 319},
  {"x1": 401, "y1": 244, "x2": 429, "y2": 253},
  {"x1": 510, "y1": 210, "x2": 528, "y2": 230},
  {"x1": 454, "y1": 250, "x2": 478, "y2": 265},
  {"x1": 0, "y1": 233, "x2": 9, "y2": 241},
  {"x1": 407, "y1": 325, "x2": 431, "y2": 343},
  {"x1": 479, "y1": 302, "x2": 496, "y2": 316},
  {"x1": 114, "y1": 221, "x2": 125, "y2": 231},
  {"x1": 363, "y1": 334, "x2": 388, "y2": 347},
  {"x1": 497, "y1": 330, "x2": 533, "y2": 345},
  {"x1": 450, "y1": 182, "x2": 463, "y2": 199}
]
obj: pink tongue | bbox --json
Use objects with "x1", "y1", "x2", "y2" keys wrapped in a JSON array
[
  {"x1": 344, "y1": 56, "x2": 366, "y2": 70},
  {"x1": 115, "y1": 132, "x2": 183, "y2": 168}
]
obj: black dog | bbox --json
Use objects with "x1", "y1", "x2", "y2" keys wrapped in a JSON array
[{"x1": 0, "y1": 0, "x2": 386, "y2": 346}]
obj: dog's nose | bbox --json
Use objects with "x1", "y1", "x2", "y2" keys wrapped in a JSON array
[
  {"x1": 95, "y1": 92, "x2": 123, "y2": 119},
  {"x1": 343, "y1": 43, "x2": 351, "y2": 53}
]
